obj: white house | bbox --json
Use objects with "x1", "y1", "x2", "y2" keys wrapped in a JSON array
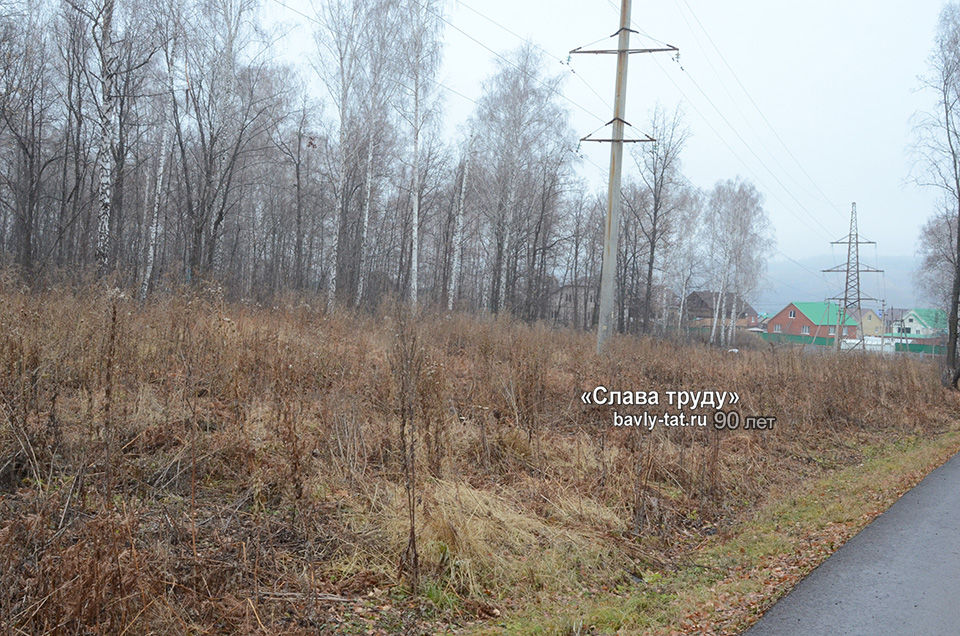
[{"x1": 893, "y1": 308, "x2": 948, "y2": 337}]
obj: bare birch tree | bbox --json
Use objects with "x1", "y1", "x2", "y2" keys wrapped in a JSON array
[
  {"x1": 916, "y1": 3, "x2": 960, "y2": 386},
  {"x1": 92, "y1": 0, "x2": 117, "y2": 271},
  {"x1": 632, "y1": 105, "x2": 688, "y2": 334},
  {"x1": 705, "y1": 178, "x2": 771, "y2": 346},
  {"x1": 314, "y1": 0, "x2": 366, "y2": 306},
  {"x1": 356, "y1": 0, "x2": 401, "y2": 305},
  {"x1": 139, "y1": 16, "x2": 178, "y2": 300},
  {"x1": 395, "y1": 0, "x2": 442, "y2": 306}
]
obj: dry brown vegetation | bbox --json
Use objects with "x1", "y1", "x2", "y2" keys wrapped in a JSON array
[{"x1": 1, "y1": 278, "x2": 958, "y2": 634}]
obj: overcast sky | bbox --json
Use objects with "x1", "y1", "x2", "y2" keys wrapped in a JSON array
[{"x1": 270, "y1": 0, "x2": 948, "y2": 309}]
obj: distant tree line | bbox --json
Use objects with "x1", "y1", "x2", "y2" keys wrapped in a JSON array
[
  {"x1": 916, "y1": 1, "x2": 960, "y2": 385},
  {"x1": 0, "y1": 0, "x2": 772, "y2": 336}
]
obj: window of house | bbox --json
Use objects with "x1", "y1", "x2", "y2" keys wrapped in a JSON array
[
  {"x1": 788, "y1": 309, "x2": 796, "y2": 318},
  {"x1": 801, "y1": 325, "x2": 810, "y2": 335},
  {"x1": 774, "y1": 324, "x2": 782, "y2": 333},
  {"x1": 828, "y1": 326, "x2": 835, "y2": 335}
]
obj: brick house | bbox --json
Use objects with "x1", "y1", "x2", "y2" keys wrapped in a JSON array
[
  {"x1": 684, "y1": 291, "x2": 758, "y2": 322},
  {"x1": 767, "y1": 301, "x2": 858, "y2": 339}
]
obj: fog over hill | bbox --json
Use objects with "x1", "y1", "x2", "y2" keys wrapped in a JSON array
[{"x1": 754, "y1": 254, "x2": 927, "y2": 317}]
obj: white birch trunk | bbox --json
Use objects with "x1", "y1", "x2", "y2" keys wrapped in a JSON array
[
  {"x1": 328, "y1": 127, "x2": 346, "y2": 310},
  {"x1": 659, "y1": 285, "x2": 667, "y2": 334},
  {"x1": 677, "y1": 276, "x2": 687, "y2": 331},
  {"x1": 496, "y1": 176, "x2": 516, "y2": 313},
  {"x1": 732, "y1": 286, "x2": 742, "y2": 344},
  {"x1": 139, "y1": 125, "x2": 169, "y2": 300},
  {"x1": 95, "y1": 0, "x2": 117, "y2": 270},
  {"x1": 326, "y1": 190, "x2": 340, "y2": 309},
  {"x1": 448, "y1": 139, "x2": 471, "y2": 311},
  {"x1": 356, "y1": 137, "x2": 374, "y2": 305},
  {"x1": 478, "y1": 264, "x2": 487, "y2": 310},
  {"x1": 726, "y1": 290, "x2": 737, "y2": 346},
  {"x1": 140, "y1": 42, "x2": 176, "y2": 301},
  {"x1": 710, "y1": 276, "x2": 726, "y2": 345},
  {"x1": 498, "y1": 228, "x2": 510, "y2": 312},
  {"x1": 410, "y1": 84, "x2": 420, "y2": 306}
]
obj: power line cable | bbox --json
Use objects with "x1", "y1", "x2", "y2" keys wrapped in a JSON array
[
  {"x1": 416, "y1": 0, "x2": 611, "y2": 127},
  {"x1": 268, "y1": 0, "x2": 614, "y2": 185},
  {"x1": 672, "y1": 64, "x2": 836, "y2": 239},
  {"x1": 646, "y1": 54, "x2": 835, "y2": 243},
  {"x1": 670, "y1": 0, "x2": 835, "y2": 217},
  {"x1": 674, "y1": 0, "x2": 848, "y2": 221},
  {"x1": 602, "y1": 1, "x2": 837, "y2": 241},
  {"x1": 774, "y1": 248, "x2": 833, "y2": 285},
  {"x1": 455, "y1": 0, "x2": 614, "y2": 112}
]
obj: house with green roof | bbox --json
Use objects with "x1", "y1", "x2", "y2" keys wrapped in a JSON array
[
  {"x1": 893, "y1": 308, "x2": 948, "y2": 337},
  {"x1": 765, "y1": 301, "x2": 858, "y2": 343}
]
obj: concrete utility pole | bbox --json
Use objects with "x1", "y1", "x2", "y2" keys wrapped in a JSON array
[
  {"x1": 596, "y1": 0, "x2": 632, "y2": 354},
  {"x1": 823, "y1": 202, "x2": 882, "y2": 352},
  {"x1": 571, "y1": 0, "x2": 677, "y2": 354}
]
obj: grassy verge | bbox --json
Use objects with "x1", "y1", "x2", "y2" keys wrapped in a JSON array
[
  {"x1": 1, "y1": 282, "x2": 958, "y2": 633},
  {"x1": 489, "y1": 429, "x2": 960, "y2": 635}
]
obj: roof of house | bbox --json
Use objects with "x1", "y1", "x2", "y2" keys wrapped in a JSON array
[
  {"x1": 909, "y1": 308, "x2": 948, "y2": 331},
  {"x1": 685, "y1": 291, "x2": 757, "y2": 316},
  {"x1": 885, "y1": 308, "x2": 909, "y2": 322},
  {"x1": 790, "y1": 301, "x2": 858, "y2": 326},
  {"x1": 688, "y1": 316, "x2": 759, "y2": 329},
  {"x1": 850, "y1": 308, "x2": 879, "y2": 321}
]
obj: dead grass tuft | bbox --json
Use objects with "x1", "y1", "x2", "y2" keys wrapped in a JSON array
[{"x1": 0, "y1": 282, "x2": 957, "y2": 631}]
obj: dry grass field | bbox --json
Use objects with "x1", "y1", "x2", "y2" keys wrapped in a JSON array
[{"x1": 1, "y1": 279, "x2": 958, "y2": 634}]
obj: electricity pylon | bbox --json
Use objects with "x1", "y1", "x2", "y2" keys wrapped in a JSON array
[{"x1": 822, "y1": 202, "x2": 882, "y2": 351}]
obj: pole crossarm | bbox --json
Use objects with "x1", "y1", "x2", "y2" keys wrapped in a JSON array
[
  {"x1": 828, "y1": 294, "x2": 879, "y2": 302},
  {"x1": 581, "y1": 117, "x2": 656, "y2": 143},
  {"x1": 581, "y1": 136, "x2": 655, "y2": 143},
  {"x1": 570, "y1": 45, "x2": 678, "y2": 55},
  {"x1": 822, "y1": 265, "x2": 883, "y2": 273}
]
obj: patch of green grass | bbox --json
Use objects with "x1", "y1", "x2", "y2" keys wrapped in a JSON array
[{"x1": 421, "y1": 578, "x2": 460, "y2": 614}]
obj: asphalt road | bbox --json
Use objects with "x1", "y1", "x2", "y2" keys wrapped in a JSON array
[{"x1": 745, "y1": 451, "x2": 960, "y2": 636}]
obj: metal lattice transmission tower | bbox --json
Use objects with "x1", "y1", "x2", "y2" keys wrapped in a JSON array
[{"x1": 822, "y1": 202, "x2": 883, "y2": 351}]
